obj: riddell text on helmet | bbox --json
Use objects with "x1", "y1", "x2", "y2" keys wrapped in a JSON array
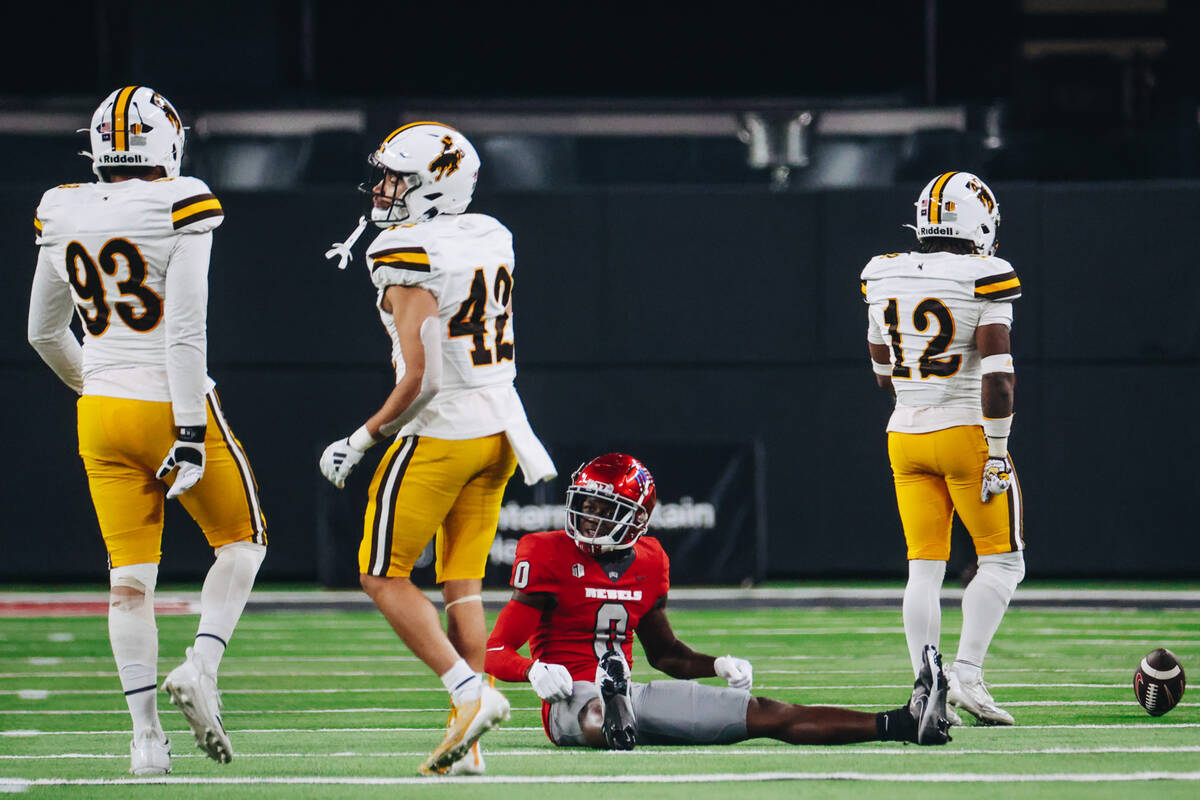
[
  {"x1": 98, "y1": 153, "x2": 148, "y2": 164},
  {"x1": 918, "y1": 225, "x2": 957, "y2": 236}
]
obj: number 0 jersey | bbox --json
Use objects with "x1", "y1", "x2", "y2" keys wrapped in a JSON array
[
  {"x1": 861, "y1": 251, "x2": 1020, "y2": 433},
  {"x1": 33, "y1": 177, "x2": 222, "y2": 422},
  {"x1": 367, "y1": 213, "x2": 526, "y2": 440},
  {"x1": 510, "y1": 530, "x2": 670, "y2": 682}
]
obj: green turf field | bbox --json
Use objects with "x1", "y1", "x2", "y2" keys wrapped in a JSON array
[{"x1": 0, "y1": 602, "x2": 1196, "y2": 799}]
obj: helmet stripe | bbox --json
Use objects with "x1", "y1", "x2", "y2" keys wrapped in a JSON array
[
  {"x1": 111, "y1": 85, "x2": 139, "y2": 152},
  {"x1": 927, "y1": 171, "x2": 958, "y2": 225},
  {"x1": 382, "y1": 120, "x2": 459, "y2": 145}
]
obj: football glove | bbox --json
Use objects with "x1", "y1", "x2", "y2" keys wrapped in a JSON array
[
  {"x1": 156, "y1": 426, "x2": 206, "y2": 499},
  {"x1": 980, "y1": 456, "x2": 1014, "y2": 503},
  {"x1": 319, "y1": 438, "x2": 365, "y2": 489},
  {"x1": 528, "y1": 660, "x2": 573, "y2": 703},
  {"x1": 714, "y1": 655, "x2": 754, "y2": 690}
]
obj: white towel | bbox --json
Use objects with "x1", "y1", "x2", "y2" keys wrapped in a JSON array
[{"x1": 505, "y1": 417, "x2": 557, "y2": 485}]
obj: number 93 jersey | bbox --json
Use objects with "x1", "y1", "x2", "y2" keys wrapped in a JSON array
[
  {"x1": 861, "y1": 251, "x2": 1020, "y2": 432},
  {"x1": 367, "y1": 213, "x2": 526, "y2": 440},
  {"x1": 34, "y1": 176, "x2": 222, "y2": 401}
]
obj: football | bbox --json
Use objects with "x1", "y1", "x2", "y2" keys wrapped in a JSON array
[{"x1": 1134, "y1": 648, "x2": 1186, "y2": 716}]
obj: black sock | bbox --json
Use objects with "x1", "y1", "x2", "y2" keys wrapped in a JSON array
[{"x1": 876, "y1": 708, "x2": 917, "y2": 742}]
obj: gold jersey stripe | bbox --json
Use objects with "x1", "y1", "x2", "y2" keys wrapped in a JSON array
[
  {"x1": 975, "y1": 277, "x2": 1021, "y2": 295},
  {"x1": 374, "y1": 251, "x2": 431, "y2": 265},
  {"x1": 382, "y1": 120, "x2": 458, "y2": 145},
  {"x1": 112, "y1": 85, "x2": 138, "y2": 152},
  {"x1": 171, "y1": 197, "x2": 222, "y2": 222},
  {"x1": 927, "y1": 171, "x2": 958, "y2": 224},
  {"x1": 33, "y1": 217, "x2": 42, "y2": 232}
]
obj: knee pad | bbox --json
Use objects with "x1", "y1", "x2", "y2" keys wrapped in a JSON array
[
  {"x1": 109, "y1": 563, "x2": 159, "y2": 621},
  {"x1": 215, "y1": 540, "x2": 267, "y2": 569},
  {"x1": 976, "y1": 551, "x2": 1025, "y2": 596}
]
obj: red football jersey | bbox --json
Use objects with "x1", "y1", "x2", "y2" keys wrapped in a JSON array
[{"x1": 511, "y1": 530, "x2": 670, "y2": 681}]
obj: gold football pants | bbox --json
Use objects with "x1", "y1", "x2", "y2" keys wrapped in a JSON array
[
  {"x1": 888, "y1": 425, "x2": 1024, "y2": 561},
  {"x1": 359, "y1": 432, "x2": 517, "y2": 581},
  {"x1": 77, "y1": 392, "x2": 267, "y2": 569}
]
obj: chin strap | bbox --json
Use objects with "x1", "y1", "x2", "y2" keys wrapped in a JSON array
[{"x1": 324, "y1": 215, "x2": 369, "y2": 270}]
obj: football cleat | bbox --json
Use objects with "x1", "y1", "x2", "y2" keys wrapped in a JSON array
[
  {"x1": 597, "y1": 648, "x2": 637, "y2": 750},
  {"x1": 909, "y1": 645, "x2": 951, "y2": 745},
  {"x1": 162, "y1": 647, "x2": 232, "y2": 763},
  {"x1": 129, "y1": 732, "x2": 171, "y2": 776},
  {"x1": 419, "y1": 684, "x2": 510, "y2": 775},
  {"x1": 948, "y1": 666, "x2": 1014, "y2": 725},
  {"x1": 444, "y1": 741, "x2": 486, "y2": 776}
]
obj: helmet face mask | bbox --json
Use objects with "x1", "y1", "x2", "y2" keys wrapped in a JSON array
[
  {"x1": 88, "y1": 86, "x2": 186, "y2": 182},
  {"x1": 565, "y1": 454, "x2": 657, "y2": 557},
  {"x1": 363, "y1": 122, "x2": 480, "y2": 228},
  {"x1": 913, "y1": 171, "x2": 1001, "y2": 256}
]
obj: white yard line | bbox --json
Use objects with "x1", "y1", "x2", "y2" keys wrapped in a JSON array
[{"x1": 2, "y1": 771, "x2": 1199, "y2": 786}]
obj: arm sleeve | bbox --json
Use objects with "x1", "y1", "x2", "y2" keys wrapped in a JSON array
[
  {"x1": 164, "y1": 232, "x2": 211, "y2": 427},
  {"x1": 27, "y1": 248, "x2": 83, "y2": 394},
  {"x1": 484, "y1": 600, "x2": 542, "y2": 682}
]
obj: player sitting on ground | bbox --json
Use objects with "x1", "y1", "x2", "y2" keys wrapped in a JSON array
[{"x1": 485, "y1": 453, "x2": 951, "y2": 749}]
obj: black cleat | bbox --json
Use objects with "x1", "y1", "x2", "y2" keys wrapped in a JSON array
[
  {"x1": 597, "y1": 648, "x2": 636, "y2": 750},
  {"x1": 909, "y1": 644, "x2": 951, "y2": 746}
]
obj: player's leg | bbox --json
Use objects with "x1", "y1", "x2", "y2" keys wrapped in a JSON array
[
  {"x1": 356, "y1": 434, "x2": 510, "y2": 773},
  {"x1": 888, "y1": 432, "x2": 955, "y2": 678},
  {"x1": 437, "y1": 433, "x2": 518, "y2": 670},
  {"x1": 166, "y1": 391, "x2": 267, "y2": 762},
  {"x1": 944, "y1": 426, "x2": 1026, "y2": 724},
  {"x1": 78, "y1": 396, "x2": 171, "y2": 775}
]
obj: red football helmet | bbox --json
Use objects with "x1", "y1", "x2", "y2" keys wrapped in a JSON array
[{"x1": 566, "y1": 453, "x2": 657, "y2": 556}]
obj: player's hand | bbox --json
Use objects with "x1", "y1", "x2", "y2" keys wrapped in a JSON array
[
  {"x1": 156, "y1": 426, "x2": 206, "y2": 499},
  {"x1": 980, "y1": 456, "x2": 1013, "y2": 503},
  {"x1": 714, "y1": 655, "x2": 753, "y2": 690},
  {"x1": 528, "y1": 660, "x2": 574, "y2": 703},
  {"x1": 319, "y1": 438, "x2": 365, "y2": 489}
]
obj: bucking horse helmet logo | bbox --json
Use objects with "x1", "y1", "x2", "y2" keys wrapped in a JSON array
[{"x1": 428, "y1": 135, "x2": 464, "y2": 180}]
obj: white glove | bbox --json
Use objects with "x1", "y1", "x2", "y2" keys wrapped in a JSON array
[
  {"x1": 156, "y1": 427, "x2": 206, "y2": 499},
  {"x1": 320, "y1": 439, "x2": 365, "y2": 489},
  {"x1": 528, "y1": 660, "x2": 574, "y2": 703},
  {"x1": 980, "y1": 456, "x2": 1013, "y2": 503},
  {"x1": 714, "y1": 655, "x2": 753, "y2": 691}
]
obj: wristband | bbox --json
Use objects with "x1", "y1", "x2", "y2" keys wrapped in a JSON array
[
  {"x1": 175, "y1": 425, "x2": 207, "y2": 443},
  {"x1": 348, "y1": 424, "x2": 380, "y2": 452},
  {"x1": 872, "y1": 360, "x2": 892, "y2": 376},
  {"x1": 983, "y1": 414, "x2": 1013, "y2": 457},
  {"x1": 980, "y1": 354, "x2": 1014, "y2": 374}
]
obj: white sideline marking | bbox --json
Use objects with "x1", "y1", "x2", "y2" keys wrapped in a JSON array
[
  {"x1": 3, "y1": 745, "x2": 1200, "y2": 760},
  {"x1": 2, "y1": 772, "x2": 1199, "y2": 786},
  {"x1": 0, "y1": 706, "x2": 542, "y2": 715},
  {"x1": 6, "y1": 723, "x2": 1200, "y2": 737}
]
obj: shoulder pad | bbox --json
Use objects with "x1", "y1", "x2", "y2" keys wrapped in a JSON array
[
  {"x1": 972, "y1": 257, "x2": 1021, "y2": 301},
  {"x1": 35, "y1": 184, "x2": 85, "y2": 243},
  {"x1": 170, "y1": 177, "x2": 223, "y2": 232},
  {"x1": 368, "y1": 227, "x2": 433, "y2": 274}
]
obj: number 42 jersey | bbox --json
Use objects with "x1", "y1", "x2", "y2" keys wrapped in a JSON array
[{"x1": 861, "y1": 250, "x2": 1020, "y2": 433}]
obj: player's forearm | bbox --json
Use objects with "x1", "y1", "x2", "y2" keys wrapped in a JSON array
[
  {"x1": 365, "y1": 375, "x2": 423, "y2": 438},
  {"x1": 28, "y1": 331, "x2": 83, "y2": 394},
  {"x1": 648, "y1": 641, "x2": 717, "y2": 680},
  {"x1": 28, "y1": 249, "x2": 84, "y2": 393},
  {"x1": 484, "y1": 601, "x2": 540, "y2": 682},
  {"x1": 981, "y1": 372, "x2": 1014, "y2": 419}
]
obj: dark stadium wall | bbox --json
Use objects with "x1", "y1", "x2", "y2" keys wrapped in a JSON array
[{"x1": 3, "y1": 182, "x2": 1199, "y2": 582}]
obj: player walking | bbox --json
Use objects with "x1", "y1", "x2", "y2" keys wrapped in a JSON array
[
  {"x1": 27, "y1": 86, "x2": 268, "y2": 773},
  {"x1": 861, "y1": 171, "x2": 1024, "y2": 725},
  {"x1": 486, "y1": 454, "x2": 950, "y2": 749},
  {"x1": 319, "y1": 122, "x2": 555, "y2": 774}
]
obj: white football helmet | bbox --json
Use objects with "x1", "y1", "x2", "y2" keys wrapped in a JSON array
[
  {"x1": 88, "y1": 86, "x2": 186, "y2": 181},
  {"x1": 913, "y1": 171, "x2": 1001, "y2": 255},
  {"x1": 366, "y1": 122, "x2": 480, "y2": 227}
]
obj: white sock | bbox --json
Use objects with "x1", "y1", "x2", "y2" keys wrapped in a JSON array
[
  {"x1": 194, "y1": 541, "x2": 266, "y2": 675},
  {"x1": 109, "y1": 563, "x2": 162, "y2": 739},
  {"x1": 440, "y1": 659, "x2": 481, "y2": 706},
  {"x1": 903, "y1": 559, "x2": 946, "y2": 677},
  {"x1": 956, "y1": 551, "x2": 1025, "y2": 670}
]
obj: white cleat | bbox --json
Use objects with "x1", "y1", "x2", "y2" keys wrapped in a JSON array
[
  {"x1": 944, "y1": 703, "x2": 963, "y2": 727},
  {"x1": 162, "y1": 647, "x2": 233, "y2": 763},
  {"x1": 419, "y1": 685, "x2": 510, "y2": 775},
  {"x1": 129, "y1": 731, "x2": 171, "y2": 775},
  {"x1": 444, "y1": 741, "x2": 486, "y2": 775},
  {"x1": 948, "y1": 666, "x2": 1015, "y2": 726}
]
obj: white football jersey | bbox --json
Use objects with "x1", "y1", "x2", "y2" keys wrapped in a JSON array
[
  {"x1": 367, "y1": 213, "x2": 526, "y2": 439},
  {"x1": 862, "y1": 251, "x2": 1020, "y2": 433},
  {"x1": 34, "y1": 177, "x2": 222, "y2": 408}
]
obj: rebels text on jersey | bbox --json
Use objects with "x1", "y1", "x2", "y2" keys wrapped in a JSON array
[{"x1": 512, "y1": 530, "x2": 670, "y2": 681}]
